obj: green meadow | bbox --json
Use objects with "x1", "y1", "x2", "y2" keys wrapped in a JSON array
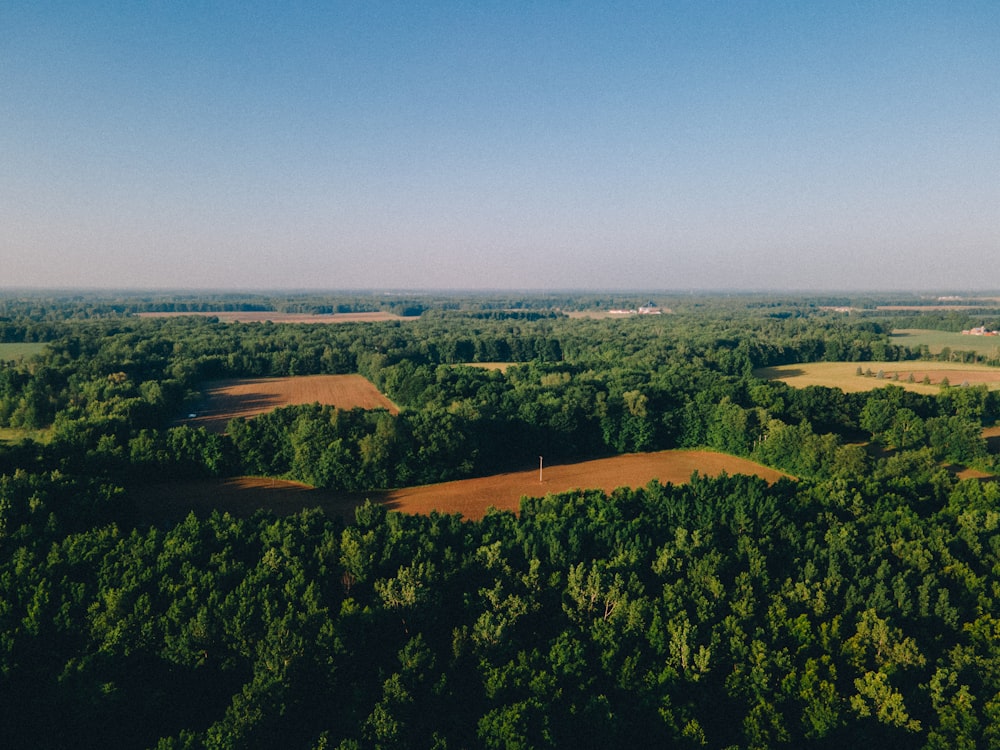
[
  {"x1": 0, "y1": 342, "x2": 47, "y2": 361},
  {"x1": 892, "y1": 328, "x2": 1000, "y2": 357},
  {"x1": 0, "y1": 426, "x2": 52, "y2": 444}
]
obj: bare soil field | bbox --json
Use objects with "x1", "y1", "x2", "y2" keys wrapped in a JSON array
[
  {"x1": 955, "y1": 467, "x2": 994, "y2": 481},
  {"x1": 183, "y1": 374, "x2": 398, "y2": 432},
  {"x1": 985, "y1": 426, "x2": 1000, "y2": 455},
  {"x1": 756, "y1": 361, "x2": 1000, "y2": 394},
  {"x1": 130, "y1": 450, "x2": 790, "y2": 524},
  {"x1": 376, "y1": 450, "x2": 788, "y2": 519},
  {"x1": 565, "y1": 311, "x2": 616, "y2": 319},
  {"x1": 137, "y1": 311, "x2": 417, "y2": 324}
]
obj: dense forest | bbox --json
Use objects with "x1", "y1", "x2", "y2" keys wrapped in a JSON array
[{"x1": 2, "y1": 291, "x2": 1000, "y2": 748}]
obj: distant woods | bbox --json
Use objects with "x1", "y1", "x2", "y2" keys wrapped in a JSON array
[{"x1": 1, "y1": 295, "x2": 998, "y2": 489}]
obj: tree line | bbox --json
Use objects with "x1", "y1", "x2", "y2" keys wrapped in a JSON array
[{"x1": 1, "y1": 301, "x2": 999, "y2": 492}]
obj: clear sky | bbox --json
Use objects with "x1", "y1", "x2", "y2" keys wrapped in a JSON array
[{"x1": 2, "y1": 1, "x2": 998, "y2": 291}]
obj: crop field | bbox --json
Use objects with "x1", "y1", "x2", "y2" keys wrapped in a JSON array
[
  {"x1": 183, "y1": 374, "x2": 399, "y2": 432},
  {"x1": 375, "y1": 450, "x2": 788, "y2": 520},
  {"x1": 137, "y1": 311, "x2": 417, "y2": 324},
  {"x1": 0, "y1": 426, "x2": 53, "y2": 444},
  {"x1": 755, "y1": 361, "x2": 1000, "y2": 394},
  {"x1": 892, "y1": 328, "x2": 1000, "y2": 358},
  {"x1": 0, "y1": 342, "x2": 47, "y2": 361},
  {"x1": 131, "y1": 449, "x2": 789, "y2": 524}
]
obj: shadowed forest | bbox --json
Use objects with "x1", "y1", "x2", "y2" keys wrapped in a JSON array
[{"x1": 3, "y1": 290, "x2": 1000, "y2": 748}]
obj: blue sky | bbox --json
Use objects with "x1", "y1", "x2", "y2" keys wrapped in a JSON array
[{"x1": 2, "y1": 1, "x2": 998, "y2": 291}]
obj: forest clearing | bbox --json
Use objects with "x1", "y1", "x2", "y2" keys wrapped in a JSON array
[
  {"x1": 130, "y1": 449, "x2": 790, "y2": 523},
  {"x1": 183, "y1": 374, "x2": 399, "y2": 432},
  {"x1": 0, "y1": 342, "x2": 47, "y2": 361},
  {"x1": 756, "y1": 360, "x2": 1000, "y2": 394}
]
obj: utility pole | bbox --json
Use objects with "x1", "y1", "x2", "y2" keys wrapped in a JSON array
[{"x1": 539, "y1": 455, "x2": 543, "y2": 483}]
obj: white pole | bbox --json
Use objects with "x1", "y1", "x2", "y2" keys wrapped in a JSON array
[{"x1": 539, "y1": 455, "x2": 543, "y2": 483}]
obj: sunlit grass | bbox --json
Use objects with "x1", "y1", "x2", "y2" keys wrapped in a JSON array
[
  {"x1": 0, "y1": 342, "x2": 47, "y2": 361},
  {"x1": 892, "y1": 328, "x2": 1000, "y2": 358},
  {"x1": 755, "y1": 361, "x2": 1000, "y2": 394},
  {"x1": 0, "y1": 426, "x2": 54, "y2": 444}
]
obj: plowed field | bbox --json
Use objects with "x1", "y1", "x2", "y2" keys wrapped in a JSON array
[
  {"x1": 131, "y1": 450, "x2": 790, "y2": 524},
  {"x1": 183, "y1": 375, "x2": 398, "y2": 432}
]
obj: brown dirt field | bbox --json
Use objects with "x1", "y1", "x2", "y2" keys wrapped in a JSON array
[
  {"x1": 129, "y1": 450, "x2": 790, "y2": 525},
  {"x1": 376, "y1": 451, "x2": 788, "y2": 519},
  {"x1": 564, "y1": 311, "x2": 615, "y2": 319},
  {"x1": 137, "y1": 311, "x2": 417, "y2": 324},
  {"x1": 984, "y1": 425, "x2": 1000, "y2": 454},
  {"x1": 183, "y1": 374, "x2": 398, "y2": 432},
  {"x1": 955, "y1": 467, "x2": 994, "y2": 481},
  {"x1": 131, "y1": 477, "x2": 356, "y2": 526}
]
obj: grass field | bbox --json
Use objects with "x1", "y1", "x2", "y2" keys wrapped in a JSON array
[
  {"x1": 755, "y1": 361, "x2": 1000, "y2": 394},
  {"x1": 182, "y1": 374, "x2": 399, "y2": 432},
  {"x1": 130, "y1": 450, "x2": 790, "y2": 524},
  {"x1": 892, "y1": 328, "x2": 1000, "y2": 358},
  {"x1": 0, "y1": 426, "x2": 53, "y2": 444},
  {"x1": 0, "y1": 342, "x2": 47, "y2": 361},
  {"x1": 138, "y1": 311, "x2": 417, "y2": 324}
]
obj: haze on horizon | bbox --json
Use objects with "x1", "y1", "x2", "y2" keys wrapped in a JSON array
[{"x1": 2, "y1": 2, "x2": 998, "y2": 293}]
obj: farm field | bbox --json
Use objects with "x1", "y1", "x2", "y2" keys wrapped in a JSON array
[
  {"x1": 137, "y1": 311, "x2": 418, "y2": 323},
  {"x1": 183, "y1": 374, "x2": 398, "y2": 432},
  {"x1": 892, "y1": 328, "x2": 1000, "y2": 357},
  {"x1": 755, "y1": 361, "x2": 1000, "y2": 394},
  {"x1": 0, "y1": 426, "x2": 52, "y2": 444},
  {"x1": 0, "y1": 342, "x2": 47, "y2": 361},
  {"x1": 130, "y1": 449, "x2": 790, "y2": 524}
]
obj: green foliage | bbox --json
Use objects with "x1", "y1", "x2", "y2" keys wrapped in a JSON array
[
  {"x1": 4, "y1": 445, "x2": 1000, "y2": 747},
  {"x1": 2, "y1": 292, "x2": 1000, "y2": 747}
]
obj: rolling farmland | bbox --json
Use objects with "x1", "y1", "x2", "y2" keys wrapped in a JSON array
[
  {"x1": 131, "y1": 449, "x2": 790, "y2": 523},
  {"x1": 183, "y1": 374, "x2": 399, "y2": 432}
]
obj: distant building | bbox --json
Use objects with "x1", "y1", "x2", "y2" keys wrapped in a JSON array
[
  {"x1": 961, "y1": 326, "x2": 999, "y2": 336},
  {"x1": 609, "y1": 302, "x2": 664, "y2": 315}
]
